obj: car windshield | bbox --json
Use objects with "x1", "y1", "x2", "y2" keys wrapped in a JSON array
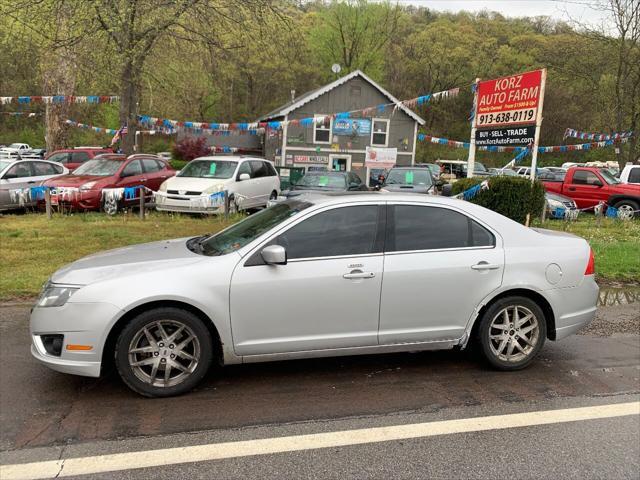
[
  {"x1": 293, "y1": 173, "x2": 347, "y2": 189},
  {"x1": 599, "y1": 168, "x2": 621, "y2": 184},
  {"x1": 178, "y1": 160, "x2": 237, "y2": 179},
  {"x1": 198, "y1": 200, "x2": 313, "y2": 256},
  {"x1": 386, "y1": 169, "x2": 432, "y2": 186},
  {"x1": 0, "y1": 160, "x2": 13, "y2": 172},
  {"x1": 424, "y1": 164, "x2": 439, "y2": 175},
  {"x1": 73, "y1": 159, "x2": 122, "y2": 176}
]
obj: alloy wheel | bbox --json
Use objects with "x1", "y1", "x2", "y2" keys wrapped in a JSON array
[
  {"x1": 488, "y1": 305, "x2": 540, "y2": 363},
  {"x1": 103, "y1": 197, "x2": 118, "y2": 215},
  {"x1": 616, "y1": 204, "x2": 635, "y2": 220},
  {"x1": 128, "y1": 320, "x2": 201, "y2": 388}
]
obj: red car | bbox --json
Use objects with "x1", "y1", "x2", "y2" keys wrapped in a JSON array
[
  {"x1": 43, "y1": 154, "x2": 176, "y2": 212},
  {"x1": 46, "y1": 147, "x2": 113, "y2": 172},
  {"x1": 542, "y1": 166, "x2": 640, "y2": 217}
]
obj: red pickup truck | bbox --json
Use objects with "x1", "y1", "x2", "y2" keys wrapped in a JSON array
[{"x1": 542, "y1": 166, "x2": 640, "y2": 217}]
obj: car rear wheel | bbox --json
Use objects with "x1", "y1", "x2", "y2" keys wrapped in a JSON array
[
  {"x1": 614, "y1": 199, "x2": 639, "y2": 219},
  {"x1": 477, "y1": 297, "x2": 546, "y2": 370},
  {"x1": 115, "y1": 308, "x2": 213, "y2": 397}
]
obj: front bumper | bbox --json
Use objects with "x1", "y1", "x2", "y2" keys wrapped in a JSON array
[
  {"x1": 30, "y1": 301, "x2": 124, "y2": 378},
  {"x1": 155, "y1": 194, "x2": 224, "y2": 214},
  {"x1": 546, "y1": 275, "x2": 599, "y2": 340}
]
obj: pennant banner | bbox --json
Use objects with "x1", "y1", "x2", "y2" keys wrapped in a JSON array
[
  {"x1": 65, "y1": 119, "x2": 119, "y2": 135},
  {"x1": 418, "y1": 133, "x2": 631, "y2": 153},
  {"x1": 563, "y1": 128, "x2": 634, "y2": 142},
  {"x1": 1, "y1": 96, "x2": 119, "y2": 105},
  {"x1": 1, "y1": 112, "x2": 40, "y2": 117},
  {"x1": 138, "y1": 87, "x2": 460, "y2": 132}
]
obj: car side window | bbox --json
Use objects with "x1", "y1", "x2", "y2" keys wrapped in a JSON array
[
  {"x1": 71, "y1": 152, "x2": 90, "y2": 163},
  {"x1": 276, "y1": 206, "x2": 380, "y2": 260},
  {"x1": 5, "y1": 163, "x2": 33, "y2": 179},
  {"x1": 32, "y1": 162, "x2": 57, "y2": 176},
  {"x1": 572, "y1": 170, "x2": 600, "y2": 185},
  {"x1": 628, "y1": 168, "x2": 640, "y2": 183},
  {"x1": 237, "y1": 161, "x2": 253, "y2": 179},
  {"x1": 122, "y1": 160, "x2": 143, "y2": 177},
  {"x1": 265, "y1": 162, "x2": 277, "y2": 176},
  {"x1": 47, "y1": 152, "x2": 69, "y2": 164},
  {"x1": 388, "y1": 205, "x2": 494, "y2": 252},
  {"x1": 142, "y1": 159, "x2": 160, "y2": 173},
  {"x1": 250, "y1": 160, "x2": 268, "y2": 178}
]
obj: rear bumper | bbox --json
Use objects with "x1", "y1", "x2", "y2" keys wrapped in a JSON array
[{"x1": 546, "y1": 275, "x2": 599, "y2": 340}]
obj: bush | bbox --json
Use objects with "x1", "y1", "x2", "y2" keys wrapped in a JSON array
[
  {"x1": 172, "y1": 136, "x2": 210, "y2": 161},
  {"x1": 451, "y1": 176, "x2": 545, "y2": 224}
]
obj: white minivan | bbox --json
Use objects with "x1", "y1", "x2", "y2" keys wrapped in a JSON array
[{"x1": 156, "y1": 156, "x2": 280, "y2": 214}]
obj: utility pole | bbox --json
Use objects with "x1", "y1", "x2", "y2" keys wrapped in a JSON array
[{"x1": 467, "y1": 78, "x2": 480, "y2": 178}]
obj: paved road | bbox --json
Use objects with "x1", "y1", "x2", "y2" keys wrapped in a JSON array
[{"x1": 1, "y1": 302, "x2": 639, "y2": 479}]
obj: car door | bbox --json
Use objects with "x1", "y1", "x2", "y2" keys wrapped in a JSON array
[
  {"x1": 566, "y1": 170, "x2": 604, "y2": 209},
  {"x1": 0, "y1": 162, "x2": 36, "y2": 209},
  {"x1": 229, "y1": 203, "x2": 385, "y2": 356},
  {"x1": 378, "y1": 203, "x2": 504, "y2": 344},
  {"x1": 249, "y1": 160, "x2": 271, "y2": 205},
  {"x1": 233, "y1": 160, "x2": 256, "y2": 209},
  {"x1": 141, "y1": 158, "x2": 164, "y2": 191},
  {"x1": 116, "y1": 160, "x2": 146, "y2": 205}
]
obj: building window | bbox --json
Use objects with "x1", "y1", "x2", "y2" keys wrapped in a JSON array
[
  {"x1": 371, "y1": 118, "x2": 389, "y2": 147},
  {"x1": 313, "y1": 115, "x2": 332, "y2": 144}
]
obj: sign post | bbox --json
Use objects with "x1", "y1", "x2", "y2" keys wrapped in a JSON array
[
  {"x1": 467, "y1": 78, "x2": 480, "y2": 178},
  {"x1": 528, "y1": 68, "x2": 547, "y2": 183}
]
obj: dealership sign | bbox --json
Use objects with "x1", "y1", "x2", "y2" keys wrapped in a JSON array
[
  {"x1": 475, "y1": 125, "x2": 536, "y2": 147},
  {"x1": 332, "y1": 118, "x2": 371, "y2": 136},
  {"x1": 475, "y1": 70, "x2": 543, "y2": 128}
]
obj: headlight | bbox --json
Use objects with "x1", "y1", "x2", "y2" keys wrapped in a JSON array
[
  {"x1": 159, "y1": 181, "x2": 168, "y2": 192},
  {"x1": 36, "y1": 283, "x2": 79, "y2": 308},
  {"x1": 80, "y1": 181, "x2": 97, "y2": 191},
  {"x1": 546, "y1": 198, "x2": 563, "y2": 209}
]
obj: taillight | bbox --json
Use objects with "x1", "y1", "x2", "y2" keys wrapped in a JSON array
[{"x1": 585, "y1": 248, "x2": 595, "y2": 275}]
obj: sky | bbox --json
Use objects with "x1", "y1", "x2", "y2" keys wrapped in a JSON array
[{"x1": 396, "y1": 0, "x2": 613, "y2": 29}]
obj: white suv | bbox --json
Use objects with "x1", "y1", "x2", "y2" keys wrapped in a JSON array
[
  {"x1": 620, "y1": 164, "x2": 640, "y2": 184},
  {"x1": 156, "y1": 156, "x2": 280, "y2": 214}
]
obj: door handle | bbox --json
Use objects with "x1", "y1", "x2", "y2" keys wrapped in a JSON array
[
  {"x1": 343, "y1": 271, "x2": 376, "y2": 279},
  {"x1": 568, "y1": 187, "x2": 576, "y2": 191},
  {"x1": 471, "y1": 262, "x2": 500, "y2": 271}
]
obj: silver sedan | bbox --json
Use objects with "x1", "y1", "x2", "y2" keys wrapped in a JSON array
[{"x1": 31, "y1": 193, "x2": 598, "y2": 397}]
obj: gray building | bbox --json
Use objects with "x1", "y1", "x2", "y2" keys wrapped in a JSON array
[{"x1": 258, "y1": 70, "x2": 425, "y2": 184}]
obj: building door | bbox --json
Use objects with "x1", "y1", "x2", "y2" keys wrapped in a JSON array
[{"x1": 330, "y1": 154, "x2": 351, "y2": 172}]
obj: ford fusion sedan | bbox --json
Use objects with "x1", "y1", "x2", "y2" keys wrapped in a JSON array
[
  {"x1": 43, "y1": 154, "x2": 174, "y2": 212},
  {"x1": 31, "y1": 193, "x2": 598, "y2": 397},
  {"x1": 155, "y1": 156, "x2": 280, "y2": 214}
]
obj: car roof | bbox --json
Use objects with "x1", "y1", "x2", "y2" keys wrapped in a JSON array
[{"x1": 192, "y1": 155, "x2": 269, "y2": 162}]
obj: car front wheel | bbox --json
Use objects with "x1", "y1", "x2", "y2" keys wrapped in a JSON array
[
  {"x1": 115, "y1": 308, "x2": 213, "y2": 397},
  {"x1": 477, "y1": 297, "x2": 546, "y2": 370}
]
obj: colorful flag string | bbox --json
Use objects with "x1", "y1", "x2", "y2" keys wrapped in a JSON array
[
  {"x1": 563, "y1": 128, "x2": 634, "y2": 142},
  {"x1": 417, "y1": 133, "x2": 631, "y2": 153},
  {"x1": 1, "y1": 112, "x2": 41, "y2": 117},
  {"x1": 0, "y1": 96, "x2": 119, "y2": 105},
  {"x1": 138, "y1": 86, "x2": 461, "y2": 132}
]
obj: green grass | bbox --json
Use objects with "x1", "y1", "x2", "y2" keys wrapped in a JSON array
[
  {"x1": 0, "y1": 212, "x2": 637, "y2": 302},
  {"x1": 0, "y1": 211, "x2": 237, "y2": 301},
  {"x1": 532, "y1": 216, "x2": 640, "y2": 283}
]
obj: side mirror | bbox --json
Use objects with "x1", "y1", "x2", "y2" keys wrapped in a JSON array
[
  {"x1": 261, "y1": 244, "x2": 287, "y2": 265},
  {"x1": 238, "y1": 173, "x2": 250, "y2": 181},
  {"x1": 441, "y1": 183, "x2": 453, "y2": 197}
]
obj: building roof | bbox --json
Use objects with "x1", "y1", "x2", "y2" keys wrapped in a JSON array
[{"x1": 257, "y1": 70, "x2": 425, "y2": 125}]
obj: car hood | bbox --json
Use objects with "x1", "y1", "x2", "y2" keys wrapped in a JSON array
[
  {"x1": 163, "y1": 176, "x2": 231, "y2": 191},
  {"x1": 51, "y1": 237, "x2": 203, "y2": 285},
  {"x1": 609, "y1": 183, "x2": 640, "y2": 194},
  {"x1": 44, "y1": 175, "x2": 112, "y2": 187}
]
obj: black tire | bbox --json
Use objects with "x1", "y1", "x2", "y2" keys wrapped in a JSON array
[
  {"x1": 613, "y1": 199, "x2": 639, "y2": 219},
  {"x1": 476, "y1": 296, "x2": 546, "y2": 371},
  {"x1": 115, "y1": 307, "x2": 214, "y2": 397},
  {"x1": 102, "y1": 196, "x2": 121, "y2": 216},
  {"x1": 269, "y1": 190, "x2": 278, "y2": 200},
  {"x1": 227, "y1": 194, "x2": 238, "y2": 214}
]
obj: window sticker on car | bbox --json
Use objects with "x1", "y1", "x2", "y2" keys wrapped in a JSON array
[
  {"x1": 209, "y1": 163, "x2": 217, "y2": 175},
  {"x1": 318, "y1": 176, "x2": 329, "y2": 186},
  {"x1": 405, "y1": 171, "x2": 414, "y2": 184}
]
